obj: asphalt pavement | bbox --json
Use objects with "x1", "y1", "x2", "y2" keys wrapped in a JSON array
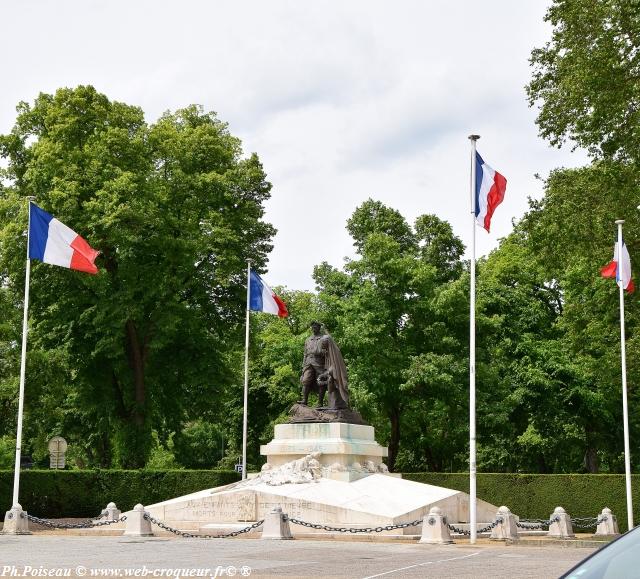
[{"x1": 0, "y1": 535, "x2": 597, "y2": 578}]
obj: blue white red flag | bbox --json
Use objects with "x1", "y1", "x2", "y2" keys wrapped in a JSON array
[
  {"x1": 475, "y1": 152, "x2": 507, "y2": 232},
  {"x1": 29, "y1": 204, "x2": 100, "y2": 274},
  {"x1": 601, "y1": 240, "x2": 634, "y2": 293},
  {"x1": 249, "y1": 271, "x2": 288, "y2": 317}
]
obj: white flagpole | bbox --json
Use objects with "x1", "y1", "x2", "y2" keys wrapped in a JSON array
[
  {"x1": 13, "y1": 197, "x2": 35, "y2": 507},
  {"x1": 615, "y1": 219, "x2": 633, "y2": 530},
  {"x1": 468, "y1": 134, "x2": 480, "y2": 544},
  {"x1": 242, "y1": 259, "x2": 251, "y2": 481}
]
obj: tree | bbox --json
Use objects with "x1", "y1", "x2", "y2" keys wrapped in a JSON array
[
  {"x1": 314, "y1": 200, "x2": 467, "y2": 471},
  {"x1": 0, "y1": 86, "x2": 275, "y2": 467},
  {"x1": 527, "y1": 0, "x2": 640, "y2": 160},
  {"x1": 516, "y1": 162, "x2": 640, "y2": 472}
]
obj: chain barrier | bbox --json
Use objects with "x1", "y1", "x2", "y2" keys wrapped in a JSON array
[
  {"x1": 446, "y1": 523, "x2": 471, "y2": 536},
  {"x1": 515, "y1": 517, "x2": 560, "y2": 530},
  {"x1": 143, "y1": 514, "x2": 264, "y2": 538},
  {"x1": 26, "y1": 513, "x2": 127, "y2": 529},
  {"x1": 571, "y1": 516, "x2": 606, "y2": 530},
  {"x1": 445, "y1": 518, "x2": 502, "y2": 536},
  {"x1": 285, "y1": 516, "x2": 423, "y2": 533}
]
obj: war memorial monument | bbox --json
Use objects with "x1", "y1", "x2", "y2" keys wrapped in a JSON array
[{"x1": 138, "y1": 322, "x2": 498, "y2": 535}]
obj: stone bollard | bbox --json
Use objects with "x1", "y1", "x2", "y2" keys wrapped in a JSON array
[
  {"x1": 2, "y1": 504, "x2": 31, "y2": 535},
  {"x1": 490, "y1": 506, "x2": 519, "y2": 541},
  {"x1": 261, "y1": 507, "x2": 293, "y2": 540},
  {"x1": 419, "y1": 506, "x2": 453, "y2": 544},
  {"x1": 595, "y1": 508, "x2": 620, "y2": 536},
  {"x1": 548, "y1": 507, "x2": 575, "y2": 538},
  {"x1": 124, "y1": 504, "x2": 154, "y2": 537},
  {"x1": 103, "y1": 502, "x2": 121, "y2": 521}
]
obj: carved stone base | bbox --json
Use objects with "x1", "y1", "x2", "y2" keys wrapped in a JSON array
[
  {"x1": 260, "y1": 422, "x2": 388, "y2": 481},
  {"x1": 288, "y1": 403, "x2": 368, "y2": 425}
]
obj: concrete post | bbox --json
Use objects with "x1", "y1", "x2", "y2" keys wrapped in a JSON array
[
  {"x1": 595, "y1": 508, "x2": 620, "y2": 536},
  {"x1": 2, "y1": 504, "x2": 31, "y2": 535},
  {"x1": 490, "y1": 506, "x2": 518, "y2": 540},
  {"x1": 419, "y1": 506, "x2": 453, "y2": 544},
  {"x1": 548, "y1": 507, "x2": 575, "y2": 538},
  {"x1": 261, "y1": 507, "x2": 293, "y2": 540},
  {"x1": 103, "y1": 502, "x2": 121, "y2": 521},
  {"x1": 123, "y1": 504, "x2": 154, "y2": 537}
]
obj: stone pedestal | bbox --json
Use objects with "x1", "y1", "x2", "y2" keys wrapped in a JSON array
[
  {"x1": 260, "y1": 422, "x2": 388, "y2": 481},
  {"x1": 2, "y1": 505, "x2": 31, "y2": 535},
  {"x1": 139, "y1": 421, "x2": 499, "y2": 535}
]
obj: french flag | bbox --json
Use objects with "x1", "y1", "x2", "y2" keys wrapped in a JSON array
[
  {"x1": 475, "y1": 152, "x2": 507, "y2": 232},
  {"x1": 601, "y1": 240, "x2": 634, "y2": 293},
  {"x1": 29, "y1": 204, "x2": 100, "y2": 275},
  {"x1": 249, "y1": 271, "x2": 288, "y2": 317}
]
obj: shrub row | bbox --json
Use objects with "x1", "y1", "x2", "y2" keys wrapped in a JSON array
[
  {"x1": 404, "y1": 472, "x2": 639, "y2": 532},
  {"x1": 0, "y1": 470, "x2": 240, "y2": 519}
]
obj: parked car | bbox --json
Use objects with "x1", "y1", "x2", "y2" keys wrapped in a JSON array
[{"x1": 561, "y1": 525, "x2": 640, "y2": 578}]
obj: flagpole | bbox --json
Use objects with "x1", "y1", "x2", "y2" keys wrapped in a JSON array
[
  {"x1": 13, "y1": 197, "x2": 35, "y2": 507},
  {"x1": 616, "y1": 219, "x2": 633, "y2": 530},
  {"x1": 468, "y1": 134, "x2": 480, "y2": 544},
  {"x1": 242, "y1": 259, "x2": 251, "y2": 481}
]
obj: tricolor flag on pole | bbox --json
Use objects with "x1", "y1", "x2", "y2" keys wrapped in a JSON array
[
  {"x1": 475, "y1": 152, "x2": 507, "y2": 233},
  {"x1": 12, "y1": 200, "x2": 100, "y2": 513},
  {"x1": 601, "y1": 240, "x2": 634, "y2": 293},
  {"x1": 468, "y1": 138, "x2": 508, "y2": 545},
  {"x1": 604, "y1": 220, "x2": 634, "y2": 531},
  {"x1": 249, "y1": 271, "x2": 289, "y2": 317},
  {"x1": 242, "y1": 265, "x2": 288, "y2": 480},
  {"x1": 29, "y1": 204, "x2": 100, "y2": 274}
]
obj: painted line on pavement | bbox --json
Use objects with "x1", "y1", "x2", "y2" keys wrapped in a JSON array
[{"x1": 361, "y1": 551, "x2": 481, "y2": 579}]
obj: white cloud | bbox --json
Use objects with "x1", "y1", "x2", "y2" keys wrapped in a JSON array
[{"x1": 1, "y1": 0, "x2": 589, "y2": 290}]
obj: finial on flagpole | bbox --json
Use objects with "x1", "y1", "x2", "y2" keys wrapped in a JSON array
[{"x1": 468, "y1": 134, "x2": 481, "y2": 141}]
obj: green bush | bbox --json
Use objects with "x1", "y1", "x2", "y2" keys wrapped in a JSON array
[
  {"x1": 404, "y1": 473, "x2": 640, "y2": 532},
  {"x1": 0, "y1": 437, "x2": 15, "y2": 469},
  {"x1": 0, "y1": 470, "x2": 240, "y2": 518},
  {"x1": 173, "y1": 421, "x2": 226, "y2": 469}
]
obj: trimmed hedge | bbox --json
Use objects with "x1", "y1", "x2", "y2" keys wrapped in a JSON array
[
  {"x1": 404, "y1": 472, "x2": 639, "y2": 532},
  {"x1": 0, "y1": 470, "x2": 240, "y2": 519}
]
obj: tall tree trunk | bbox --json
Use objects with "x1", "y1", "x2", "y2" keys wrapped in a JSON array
[
  {"x1": 388, "y1": 406, "x2": 401, "y2": 472},
  {"x1": 584, "y1": 423, "x2": 599, "y2": 473},
  {"x1": 113, "y1": 319, "x2": 152, "y2": 468},
  {"x1": 126, "y1": 319, "x2": 146, "y2": 427}
]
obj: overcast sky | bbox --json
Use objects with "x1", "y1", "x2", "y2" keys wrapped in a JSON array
[{"x1": 1, "y1": 0, "x2": 588, "y2": 290}]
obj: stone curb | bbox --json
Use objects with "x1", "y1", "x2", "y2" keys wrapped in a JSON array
[{"x1": 506, "y1": 536, "x2": 615, "y2": 549}]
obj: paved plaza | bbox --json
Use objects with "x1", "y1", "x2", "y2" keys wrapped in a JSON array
[{"x1": 0, "y1": 535, "x2": 596, "y2": 578}]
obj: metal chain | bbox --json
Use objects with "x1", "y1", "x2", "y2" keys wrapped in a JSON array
[
  {"x1": 515, "y1": 517, "x2": 559, "y2": 530},
  {"x1": 26, "y1": 514, "x2": 127, "y2": 529},
  {"x1": 447, "y1": 524, "x2": 471, "y2": 536},
  {"x1": 446, "y1": 517, "x2": 502, "y2": 535},
  {"x1": 285, "y1": 516, "x2": 423, "y2": 533},
  {"x1": 144, "y1": 514, "x2": 264, "y2": 538},
  {"x1": 571, "y1": 517, "x2": 605, "y2": 530}
]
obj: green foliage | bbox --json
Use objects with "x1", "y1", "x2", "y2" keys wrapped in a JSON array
[
  {"x1": 0, "y1": 86, "x2": 275, "y2": 468},
  {"x1": 0, "y1": 470, "x2": 239, "y2": 518},
  {"x1": 145, "y1": 432, "x2": 183, "y2": 470},
  {"x1": 404, "y1": 472, "x2": 640, "y2": 533},
  {"x1": 527, "y1": 0, "x2": 640, "y2": 160},
  {"x1": 173, "y1": 421, "x2": 225, "y2": 469},
  {"x1": 314, "y1": 200, "x2": 467, "y2": 471},
  {"x1": 0, "y1": 437, "x2": 15, "y2": 469}
]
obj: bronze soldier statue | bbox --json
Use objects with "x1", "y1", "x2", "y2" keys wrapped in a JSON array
[{"x1": 299, "y1": 322, "x2": 349, "y2": 410}]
